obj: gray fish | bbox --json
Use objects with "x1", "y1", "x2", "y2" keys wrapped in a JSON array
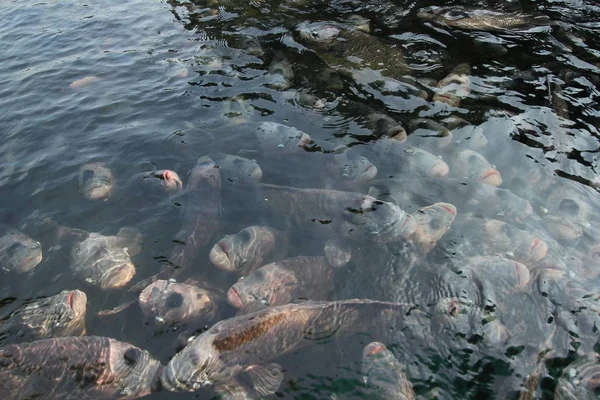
[
  {"x1": 366, "y1": 113, "x2": 407, "y2": 141},
  {"x1": 327, "y1": 146, "x2": 378, "y2": 182},
  {"x1": 266, "y1": 54, "x2": 294, "y2": 90},
  {"x1": 417, "y1": 6, "x2": 551, "y2": 32},
  {"x1": 0, "y1": 290, "x2": 87, "y2": 343},
  {"x1": 115, "y1": 169, "x2": 183, "y2": 207},
  {"x1": 361, "y1": 342, "x2": 415, "y2": 400},
  {"x1": 78, "y1": 162, "x2": 114, "y2": 200},
  {"x1": 169, "y1": 156, "x2": 221, "y2": 272},
  {"x1": 139, "y1": 279, "x2": 221, "y2": 325},
  {"x1": 226, "y1": 256, "x2": 334, "y2": 308},
  {"x1": 442, "y1": 117, "x2": 488, "y2": 150},
  {"x1": 434, "y1": 218, "x2": 548, "y2": 266},
  {"x1": 0, "y1": 336, "x2": 162, "y2": 399},
  {"x1": 211, "y1": 153, "x2": 262, "y2": 185},
  {"x1": 371, "y1": 140, "x2": 449, "y2": 178},
  {"x1": 0, "y1": 225, "x2": 42, "y2": 274},
  {"x1": 406, "y1": 118, "x2": 453, "y2": 149},
  {"x1": 432, "y1": 64, "x2": 471, "y2": 107},
  {"x1": 555, "y1": 355, "x2": 600, "y2": 400},
  {"x1": 405, "y1": 202, "x2": 457, "y2": 254},
  {"x1": 450, "y1": 149, "x2": 502, "y2": 187},
  {"x1": 161, "y1": 299, "x2": 420, "y2": 393},
  {"x1": 316, "y1": 67, "x2": 344, "y2": 91},
  {"x1": 209, "y1": 226, "x2": 286, "y2": 276},
  {"x1": 255, "y1": 122, "x2": 311, "y2": 154},
  {"x1": 544, "y1": 190, "x2": 589, "y2": 241},
  {"x1": 70, "y1": 227, "x2": 142, "y2": 290}
]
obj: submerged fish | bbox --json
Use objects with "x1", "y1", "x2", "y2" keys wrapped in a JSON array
[
  {"x1": 139, "y1": 279, "x2": 221, "y2": 325},
  {"x1": 432, "y1": 64, "x2": 471, "y2": 107},
  {"x1": 0, "y1": 336, "x2": 162, "y2": 399},
  {"x1": 79, "y1": 162, "x2": 114, "y2": 201},
  {"x1": 211, "y1": 153, "x2": 262, "y2": 185},
  {"x1": 169, "y1": 156, "x2": 221, "y2": 272},
  {"x1": 327, "y1": 146, "x2": 378, "y2": 182},
  {"x1": 371, "y1": 140, "x2": 449, "y2": 179},
  {"x1": 227, "y1": 256, "x2": 334, "y2": 308},
  {"x1": 361, "y1": 342, "x2": 415, "y2": 400},
  {"x1": 266, "y1": 54, "x2": 294, "y2": 90},
  {"x1": 450, "y1": 149, "x2": 502, "y2": 187},
  {"x1": 255, "y1": 122, "x2": 311, "y2": 154},
  {"x1": 0, "y1": 225, "x2": 42, "y2": 274},
  {"x1": 417, "y1": 6, "x2": 552, "y2": 31},
  {"x1": 0, "y1": 290, "x2": 87, "y2": 343},
  {"x1": 209, "y1": 226, "x2": 286, "y2": 276},
  {"x1": 161, "y1": 299, "x2": 419, "y2": 393},
  {"x1": 555, "y1": 354, "x2": 600, "y2": 400},
  {"x1": 115, "y1": 169, "x2": 183, "y2": 207}
]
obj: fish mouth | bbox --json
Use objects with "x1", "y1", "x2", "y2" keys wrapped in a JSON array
[
  {"x1": 433, "y1": 93, "x2": 460, "y2": 107},
  {"x1": 364, "y1": 342, "x2": 386, "y2": 356},
  {"x1": 162, "y1": 170, "x2": 183, "y2": 192},
  {"x1": 388, "y1": 126, "x2": 407, "y2": 142},
  {"x1": 527, "y1": 238, "x2": 548, "y2": 263},
  {"x1": 545, "y1": 217, "x2": 583, "y2": 241},
  {"x1": 437, "y1": 202, "x2": 457, "y2": 217},
  {"x1": 226, "y1": 286, "x2": 244, "y2": 308},
  {"x1": 209, "y1": 240, "x2": 234, "y2": 271},
  {"x1": 68, "y1": 290, "x2": 88, "y2": 315},
  {"x1": 359, "y1": 165, "x2": 378, "y2": 181},
  {"x1": 249, "y1": 166, "x2": 263, "y2": 183},
  {"x1": 161, "y1": 362, "x2": 199, "y2": 392},
  {"x1": 98, "y1": 263, "x2": 136, "y2": 290},
  {"x1": 514, "y1": 261, "x2": 530, "y2": 289},
  {"x1": 429, "y1": 161, "x2": 450, "y2": 178},
  {"x1": 479, "y1": 169, "x2": 502, "y2": 187},
  {"x1": 20, "y1": 252, "x2": 43, "y2": 273}
]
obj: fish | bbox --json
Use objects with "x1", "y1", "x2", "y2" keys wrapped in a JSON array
[
  {"x1": 432, "y1": 217, "x2": 548, "y2": 266},
  {"x1": 327, "y1": 146, "x2": 378, "y2": 182},
  {"x1": 78, "y1": 162, "x2": 114, "y2": 201},
  {"x1": 432, "y1": 64, "x2": 471, "y2": 107},
  {"x1": 450, "y1": 149, "x2": 502, "y2": 187},
  {"x1": 211, "y1": 153, "x2": 262, "y2": 185},
  {"x1": 0, "y1": 336, "x2": 162, "y2": 399},
  {"x1": 361, "y1": 342, "x2": 415, "y2": 400},
  {"x1": 70, "y1": 227, "x2": 142, "y2": 290},
  {"x1": 406, "y1": 118, "x2": 453, "y2": 149},
  {"x1": 417, "y1": 6, "x2": 552, "y2": 32},
  {"x1": 169, "y1": 156, "x2": 221, "y2": 273},
  {"x1": 405, "y1": 202, "x2": 457, "y2": 254},
  {"x1": 69, "y1": 76, "x2": 100, "y2": 88},
  {"x1": 138, "y1": 279, "x2": 221, "y2": 325},
  {"x1": 227, "y1": 256, "x2": 334, "y2": 308},
  {"x1": 114, "y1": 169, "x2": 183, "y2": 208},
  {"x1": 370, "y1": 139, "x2": 449, "y2": 178},
  {"x1": 209, "y1": 226, "x2": 286, "y2": 276},
  {"x1": 161, "y1": 299, "x2": 420, "y2": 393},
  {"x1": 544, "y1": 188, "x2": 588, "y2": 241},
  {"x1": 0, "y1": 225, "x2": 42, "y2": 274},
  {"x1": 222, "y1": 183, "x2": 414, "y2": 244},
  {"x1": 254, "y1": 123, "x2": 311, "y2": 154},
  {"x1": 0, "y1": 290, "x2": 87, "y2": 343},
  {"x1": 555, "y1": 354, "x2": 600, "y2": 400},
  {"x1": 266, "y1": 53, "x2": 294, "y2": 90}
]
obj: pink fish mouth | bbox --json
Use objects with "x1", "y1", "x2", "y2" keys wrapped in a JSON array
[
  {"x1": 227, "y1": 287, "x2": 244, "y2": 308},
  {"x1": 438, "y1": 203, "x2": 457, "y2": 217},
  {"x1": 366, "y1": 343, "x2": 386, "y2": 356},
  {"x1": 68, "y1": 291, "x2": 75, "y2": 309},
  {"x1": 479, "y1": 169, "x2": 502, "y2": 187}
]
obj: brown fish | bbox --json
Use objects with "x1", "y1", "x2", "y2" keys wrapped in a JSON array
[
  {"x1": 227, "y1": 256, "x2": 334, "y2": 308},
  {"x1": 361, "y1": 342, "x2": 415, "y2": 400},
  {"x1": 432, "y1": 64, "x2": 471, "y2": 107},
  {"x1": 0, "y1": 336, "x2": 162, "y2": 399},
  {"x1": 162, "y1": 299, "x2": 419, "y2": 393},
  {"x1": 79, "y1": 162, "x2": 114, "y2": 201},
  {"x1": 0, "y1": 224, "x2": 42, "y2": 274}
]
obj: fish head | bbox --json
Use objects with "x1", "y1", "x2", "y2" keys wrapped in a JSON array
[
  {"x1": 467, "y1": 255, "x2": 530, "y2": 295},
  {"x1": 544, "y1": 193, "x2": 588, "y2": 241},
  {"x1": 342, "y1": 195, "x2": 415, "y2": 241},
  {"x1": 210, "y1": 226, "x2": 275, "y2": 273},
  {"x1": 0, "y1": 230, "x2": 42, "y2": 274},
  {"x1": 79, "y1": 163, "x2": 113, "y2": 200},
  {"x1": 227, "y1": 265, "x2": 296, "y2": 308},
  {"x1": 139, "y1": 280, "x2": 217, "y2": 325},
  {"x1": 330, "y1": 147, "x2": 378, "y2": 182},
  {"x1": 430, "y1": 297, "x2": 482, "y2": 338},
  {"x1": 454, "y1": 149, "x2": 502, "y2": 186},
  {"x1": 317, "y1": 68, "x2": 344, "y2": 90},
  {"x1": 256, "y1": 123, "x2": 311, "y2": 153},
  {"x1": 555, "y1": 356, "x2": 600, "y2": 400},
  {"x1": 361, "y1": 342, "x2": 410, "y2": 396},
  {"x1": 368, "y1": 113, "x2": 407, "y2": 142},
  {"x1": 109, "y1": 339, "x2": 163, "y2": 398},
  {"x1": 410, "y1": 202, "x2": 457, "y2": 252},
  {"x1": 162, "y1": 333, "x2": 231, "y2": 392},
  {"x1": 483, "y1": 219, "x2": 548, "y2": 264},
  {"x1": 296, "y1": 21, "x2": 342, "y2": 44},
  {"x1": 417, "y1": 6, "x2": 470, "y2": 23},
  {"x1": 149, "y1": 169, "x2": 183, "y2": 193},
  {"x1": 216, "y1": 155, "x2": 263, "y2": 184},
  {"x1": 18, "y1": 289, "x2": 87, "y2": 336},
  {"x1": 405, "y1": 147, "x2": 449, "y2": 178},
  {"x1": 83, "y1": 242, "x2": 136, "y2": 290}
]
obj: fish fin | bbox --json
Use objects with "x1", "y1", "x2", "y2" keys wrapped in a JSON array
[
  {"x1": 243, "y1": 363, "x2": 284, "y2": 396},
  {"x1": 96, "y1": 299, "x2": 137, "y2": 316},
  {"x1": 324, "y1": 237, "x2": 352, "y2": 268},
  {"x1": 367, "y1": 186, "x2": 381, "y2": 199},
  {"x1": 236, "y1": 301, "x2": 269, "y2": 316}
]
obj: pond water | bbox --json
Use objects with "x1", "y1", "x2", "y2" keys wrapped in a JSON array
[{"x1": 1, "y1": 0, "x2": 600, "y2": 398}]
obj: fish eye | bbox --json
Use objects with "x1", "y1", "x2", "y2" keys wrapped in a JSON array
[
  {"x1": 165, "y1": 292, "x2": 184, "y2": 309},
  {"x1": 311, "y1": 30, "x2": 319, "y2": 38},
  {"x1": 239, "y1": 230, "x2": 252, "y2": 243},
  {"x1": 123, "y1": 348, "x2": 142, "y2": 366},
  {"x1": 429, "y1": 217, "x2": 442, "y2": 230},
  {"x1": 4, "y1": 243, "x2": 24, "y2": 257},
  {"x1": 467, "y1": 155, "x2": 480, "y2": 165},
  {"x1": 558, "y1": 199, "x2": 580, "y2": 216},
  {"x1": 81, "y1": 170, "x2": 94, "y2": 182}
]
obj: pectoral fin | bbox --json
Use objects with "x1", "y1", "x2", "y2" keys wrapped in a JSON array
[{"x1": 243, "y1": 363, "x2": 284, "y2": 397}]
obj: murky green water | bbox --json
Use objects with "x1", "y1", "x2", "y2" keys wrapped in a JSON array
[{"x1": 2, "y1": 0, "x2": 600, "y2": 398}]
